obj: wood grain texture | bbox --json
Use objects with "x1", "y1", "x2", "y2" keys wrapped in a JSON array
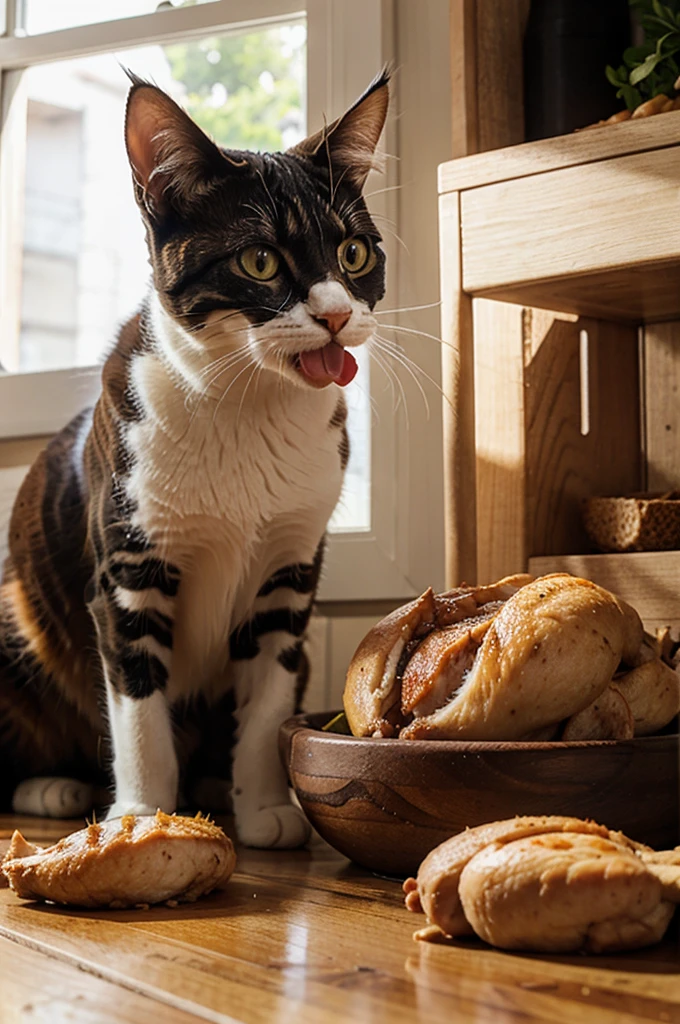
[
  {"x1": 525, "y1": 314, "x2": 641, "y2": 559},
  {"x1": 461, "y1": 148, "x2": 680, "y2": 300},
  {"x1": 473, "y1": 262, "x2": 680, "y2": 324},
  {"x1": 528, "y1": 551, "x2": 680, "y2": 633},
  {"x1": 439, "y1": 106, "x2": 680, "y2": 193},
  {"x1": 439, "y1": 191, "x2": 477, "y2": 586},
  {"x1": 475, "y1": 0, "x2": 529, "y2": 153},
  {"x1": 449, "y1": 0, "x2": 529, "y2": 158},
  {"x1": 282, "y1": 714, "x2": 679, "y2": 877},
  {"x1": 644, "y1": 322, "x2": 680, "y2": 491},
  {"x1": 0, "y1": 935, "x2": 203, "y2": 1024},
  {"x1": 473, "y1": 300, "x2": 526, "y2": 581},
  {"x1": 3, "y1": 809, "x2": 680, "y2": 1024},
  {"x1": 449, "y1": 0, "x2": 478, "y2": 157}
]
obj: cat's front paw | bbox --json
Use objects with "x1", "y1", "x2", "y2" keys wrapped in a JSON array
[
  {"x1": 106, "y1": 800, "x2": 168, "y2": 820},
  {"x1": 236, "y1": 804, "x2": 311, "y2": 849}
]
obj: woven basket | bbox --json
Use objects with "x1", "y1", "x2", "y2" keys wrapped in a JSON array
[{"x1": 583, "y1": 492, "x2": 680, "y2": 553}]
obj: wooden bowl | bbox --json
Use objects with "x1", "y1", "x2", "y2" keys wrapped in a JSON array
[{"x1": 280, "y1": 712, "x2": 679, "y2": 877}]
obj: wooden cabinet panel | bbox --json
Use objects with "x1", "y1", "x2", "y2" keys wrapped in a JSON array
[
  {"x1": 473, "y1": 299, "x2": 525, "y2": 582},
  {"x1": 470, "y1": 305, "x2": 641, "y2": 583},
  {"x1": 525, "y1": 314, "x2": 641, "y2": 558},
  {"x1": 644, "y1": 321, "x2": 680, "y2": 492},
  {"x1": 440, "y1": 190, "x2": 477, "y2": 584},
  {"x1": 529, "y1": 551, "x2": 680, "y2": 632},
  {"x1": 458, "y1": 148, "x2": 680, "y2": 319}
]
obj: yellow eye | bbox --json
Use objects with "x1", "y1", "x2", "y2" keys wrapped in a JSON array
[
  {"x1": 338, "y1": 236, "x2": 374, "y2": 276},
  {"x1": 238, "y1": 246, "x2": 280, "y2": 281}
]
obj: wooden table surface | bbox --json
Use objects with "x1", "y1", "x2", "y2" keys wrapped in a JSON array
[{"x1": 2, "y1": 815, "x2": 680, "y2": 1024}]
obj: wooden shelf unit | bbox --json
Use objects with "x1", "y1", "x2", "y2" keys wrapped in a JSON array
[
  {"x1": 441, "y1": 112, "x2": 680, "y2": 324},
  {"x1": 439, "y1": 116, "x2": 680, "y2": 627}
]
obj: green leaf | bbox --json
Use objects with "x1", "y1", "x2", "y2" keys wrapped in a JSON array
[
  {"x1": 605, "y1": 63, "x2": 628, "y2": 87},
  {"x1": 623, "y1": 45, "x2": 653, "y2": 65},
  {"x1": 630, "y1": 51, "x2": 664, "y2": 83},
  {"x1": 621, "y1": 83, "x2": 643, "y2": 110},
  {"x1": 651, "y1": 0, "x2": 677, "y2": 28}
]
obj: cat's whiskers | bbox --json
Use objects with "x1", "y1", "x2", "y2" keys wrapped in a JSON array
[
  {"x1": 372, "y1": 334, "x2": 431, "y2": 420},
  {"x1": 160, "y1": 346, "x2": 256, "y2": 496},
  {"x1": 368, "y1": 338, "x2": 409, "y2": 427},
  {"x1": 242, "y1": 202, "x2": 272, "y2": 222},
  {"x1": 373, "y1": 320, "x2": 454, "y2": 350},
  {"x1": 191, "y1": 350, "x2": 255, "y2": 414},
  {"x1": 349, "y1": 351, "x2": 381, "y2": 422},
  {"x1": 372, "y1": 333, "x2": 454, "y2": 414},
  {"x1": 235, "y1": 355, "x2": 269, "y2": 432},
  {"x1": 255, "y1": 169, "x2": 278, "y2": 224},
  {"x1": 366, "y1": 342, "x2": 396, "y2": 412},
  {"x1": 171, "y1": 345, "x2": 255, "y2": 457},
  {"x1": 364, "y1": 216, "x2": 409, "y2": 254},
  {"x1": 330, "y1": 165, "x2": 351, "y2": 209},
  {"x1": 376, "y1": 300, "x2": 441, "y2": 316},
  {"x1": 192, "y1": 340, "x2": 255, "y2": 385},
  {"x1": 337, "y1": 182, "x2": 403, "y2": 220},
  {"x1": 210, "y1": 350, "x2": 261, "y2": 427}
]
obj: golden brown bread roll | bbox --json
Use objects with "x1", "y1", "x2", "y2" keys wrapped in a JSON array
[
  {"x1": 404, "y1": 816, "x2": 677, "y2": 953},
  {"x1": 345, "y1": 574, "x2": 641, "y2": 741},
  {"x1": 458, "y1": 833, "x2": 672, "y2": 953},
  {"x1": 402, "y1": 815, "x2": 622, "y2": 938},
  {"x1": 1, "y1": 810, "x2": 236, "y2": 909}
]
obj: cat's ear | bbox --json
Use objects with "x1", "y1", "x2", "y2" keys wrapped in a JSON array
[
  {"x1": 290, "y1": 67, "x2": 390, "y2": 191},
  {"x1": 124, "y1": 74, "x2": 236, "y2": 219}
]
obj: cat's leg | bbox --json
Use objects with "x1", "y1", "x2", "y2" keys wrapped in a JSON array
[
  {"x1": 230, "y1": 635, "x2": 310, "y2": 848},
  {"x1": 104, "y1": 686, "x2": 177, "y2": 818},
  {"x1": 87, "y1": 556, "x2": 180, "y2": 818},
  {"x1": 230, "y1": 562, "x2": 319, "y2": 848}
]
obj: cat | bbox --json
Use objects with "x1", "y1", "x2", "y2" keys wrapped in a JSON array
[{"x1": 0, "y1": 68, "x2": 389, "y2": 847}]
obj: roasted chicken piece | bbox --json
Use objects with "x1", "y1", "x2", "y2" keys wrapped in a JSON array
[
  {"x1": 613, "y1": 659, "x2": 680, "y2": 735},
  {"x1": 345, "y1": 574, "x2": 644, "y2": 740},
  {"x1": 1, "y1": 811, "x2": 236, "y2": 909},
  {"x1": 561, "y1": 684, "x2": 635, "y2": 741},
  {"x1": 342, "y1": 574, "x2": 533, "y2": 738},
  {"x1": 404, "y1": 816, "x2": 679, "y2": 954}
]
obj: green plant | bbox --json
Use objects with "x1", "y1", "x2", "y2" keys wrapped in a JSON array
[{"x1": 606, "y1": 0, "x2": 680, "y2": 110}]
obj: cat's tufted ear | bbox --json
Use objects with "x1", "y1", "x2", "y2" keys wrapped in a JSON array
[
  {"x1": 124, "y1": 74, "x2": 239, "y2": 219},
  {"x1": 290, "y1": 67, "x2": 390, "y2": 191}
]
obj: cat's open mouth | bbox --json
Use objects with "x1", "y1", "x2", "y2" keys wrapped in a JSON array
[{"x1": 294, "y1": 341, "x2": 358, "y2": 389}]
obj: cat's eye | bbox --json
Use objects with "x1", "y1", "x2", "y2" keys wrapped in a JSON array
[
  {"x1": 238, "y1": 246, "x2": 281, "y2": 281},
  {"x1": 338, "y1": 236, "x2": 374, "y2": 277}
]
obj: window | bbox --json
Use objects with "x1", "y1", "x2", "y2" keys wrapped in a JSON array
[{"x1": 0, "y1": 0, "x2": 448, "y2": 601}]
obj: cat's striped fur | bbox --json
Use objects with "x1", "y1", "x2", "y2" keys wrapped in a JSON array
[{"x1": 0, "y1": 70, "x2": 388, "y2": 846}]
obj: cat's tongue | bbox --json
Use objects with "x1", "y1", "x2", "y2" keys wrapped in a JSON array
[{"x1": 298, "y1": 341, "x2": 357, "y2": 388}]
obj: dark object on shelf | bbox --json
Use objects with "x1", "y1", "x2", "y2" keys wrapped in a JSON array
[
  {"x1": 280, "y1": 711, "x2": 679, "y2": 877},
  {"x1": 524, "y1": 0, "x2": 632, "y2": 140},
  {"x1": 584, "y1": 492, "x2": 680, "y2": 552}
]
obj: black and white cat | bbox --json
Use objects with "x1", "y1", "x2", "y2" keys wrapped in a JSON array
[{"x1": 0, "y1": 70, "x2": 389, "y2": 847}]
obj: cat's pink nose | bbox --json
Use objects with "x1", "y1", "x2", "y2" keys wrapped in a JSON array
[{"x1": 314, "y1": 311, "x2": 350, "y2": 336}]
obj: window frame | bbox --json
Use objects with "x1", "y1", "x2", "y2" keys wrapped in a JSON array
[{"x1": 0, "y1": 0, "x2": 447, "y2": 602}]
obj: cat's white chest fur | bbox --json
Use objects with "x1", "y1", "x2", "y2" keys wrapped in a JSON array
[{"x1": 123, "y1": 303, "x2": 343, "y2": 696}]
